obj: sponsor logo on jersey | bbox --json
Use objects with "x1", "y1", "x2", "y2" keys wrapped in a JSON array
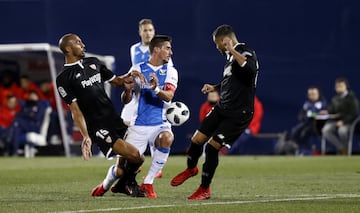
[
  {"x1": 58, "y1": 86, "x2": 67, "y2": 97},
  {"x1": 159, "y1": 69, "x2": 167, "y2": 75},
  {"x1": 81, "y1": 73, "x2": 101, "y2": 88},
  {"x1": 89, "y1": 64, "x2": 97, "y2": 70}
]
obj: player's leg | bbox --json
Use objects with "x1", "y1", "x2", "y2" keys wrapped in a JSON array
[
  {"x1": 170, "y1": 107, "x2": 221, "y2": 187},
  {"x1": 111, "y1": 126, "x2": 148, "y2": 196},
  {"x1": 188, "y1": 112, "x2": 253, "y2": 200},
  {"x1": 141, "y1": 128, "x2": 173, "y2": 198},
  {"x1": 91, "y1": 157, "x2": 124, "y2": 196}
]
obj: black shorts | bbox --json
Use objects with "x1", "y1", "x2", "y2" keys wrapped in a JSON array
[
  {"x1": 199, "y1": 106, "x2": 253, "y2": 146},
  {"x1": 87, "y1": 115, "x2": 127, "y2": 158}
]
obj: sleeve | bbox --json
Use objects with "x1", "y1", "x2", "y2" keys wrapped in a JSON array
[
  {"x1": 98, "y1": 59, "x2": 115, "y2": 82},
  {"x1": 165, "y1": 66, "x2": 178, "y2": 89},
  {"x1": 130, "y1": 44, "x2": 136, "y2": 66},
  {"x1": 236, "y1": 45, "x2": 258, "y2": 74},
  {"x1": 128, "y1": 64, "x2": 141, "y2": 74},
  {"x1": 56, "y1": 73, "x2": 76, "y2": 105}
]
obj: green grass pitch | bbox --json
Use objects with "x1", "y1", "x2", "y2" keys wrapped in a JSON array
[{"x1": 0, "y1": 156, "x2": 359, "y2": 213}]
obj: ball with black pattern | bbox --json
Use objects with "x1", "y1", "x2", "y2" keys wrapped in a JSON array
[{"x1": 166, "y1": 101, "x2": 190, "y2": 126}]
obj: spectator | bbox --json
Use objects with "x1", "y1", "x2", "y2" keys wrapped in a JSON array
[
  {"x1": 225, "y1": 96, "x2": 264, "y2": 154},
  {"x1": 0, "y1": 70, "x2": 21, "y2": 106},
  {"x1": 321, "y1": 77, "x2": 359, "y2": 155},
  {"x1": 7, "y1": 90, "x2": 49, "y2": 156},
  {"x1": 0, "y1": 94, "x2": 21, "y2": 155},
  {"x1": 39, "y1": 80, "x2": 73, "y2": 144},
  {"x1": 199, "y1": 91, "x2": 220, "y2": 122},
  {"x1": 18, "y1": 75, "x2": 45, "y2": 101},
  {"x1": 288, "y1": 86, "x2": 327, "y2": 152}
]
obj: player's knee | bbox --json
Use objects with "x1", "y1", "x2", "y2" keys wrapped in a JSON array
[
  {"x1": 191, "y1": 131, "x2": 207, "y2": 145},
  {"x1": 157, "y1": 132, "x2": 174, "y2": 148}
]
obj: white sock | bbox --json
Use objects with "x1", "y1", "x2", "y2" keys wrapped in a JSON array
[
  {"x1": 143, "y1": 147, "x2": 170, "y2": 184},
  {"x1": 102, "y1": 165, "x2": 119, "y2": 190}
]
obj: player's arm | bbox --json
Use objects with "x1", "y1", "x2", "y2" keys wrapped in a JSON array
[
  {"x1": 69, "y1": 101, "x2": 92, "y2": 160},
  {"x1": 223, "y1": 37, "x2": 258, "y2": 73},
  {"x1": 149, "y1": 73, "x2": 176, "y2": 102}
]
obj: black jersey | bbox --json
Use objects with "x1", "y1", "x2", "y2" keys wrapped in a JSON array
[
  {"x1": 56, "y1": 57, "x2": 117, "y2": 126},
  {"x1": 218, "y1": 43, "x2": 259, "y2": 115}
]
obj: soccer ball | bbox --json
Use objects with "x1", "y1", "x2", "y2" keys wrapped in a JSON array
[{"x1": 166, "y1": 101, "x2": 190, "y2": 126}]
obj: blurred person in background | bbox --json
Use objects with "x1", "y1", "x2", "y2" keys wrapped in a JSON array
[
  {"x1": 199, "y1": 91, "x2": 220, "y2": 122},
  {"x1": 225, "y1": 96, "x2": 263, "y2": 155},
  {"x1": 321, "y1": 77, "x2": 359, "y2": 155},
  {"x1": 0, "y1": 94, "x2": 21, "y2": 155}
]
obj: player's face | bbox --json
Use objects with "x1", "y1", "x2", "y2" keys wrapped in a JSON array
[
  {"x1": 213, "y1": 36, "x2": 226, "y2": 55},
  {"x1": 335, "y1": 82, "x2": 347, "y2": 94},
  {"x1": 68, "y1": 35, "x2": 86, "y2": 59},
  {"x1": 139, "y1": 24, "x2": 155, "y2": 45},
  {"x1": 307, "y1": 88, "x2": 319, "y2": 102},
  {"x1": 158, "y1": 41, "x2": 172, "y2": 63}
]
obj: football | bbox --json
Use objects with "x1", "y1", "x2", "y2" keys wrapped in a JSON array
[{"x1": 166, "y1": 101, "x2": 190, "y2": 126}]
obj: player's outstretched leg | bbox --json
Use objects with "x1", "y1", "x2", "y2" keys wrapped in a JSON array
[
  {"x1": 170, "y1": 142, "x2": 202, "y2": 187},
  {"x1": 91, "y1": 165, "x2": 119, "y2": 196}
]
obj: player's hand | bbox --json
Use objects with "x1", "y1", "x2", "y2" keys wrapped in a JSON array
[
  {"x1": 149, "y1": 73, "x2": 159, "y2": 90},
  {"x1": 123, "y1": 75, "x2": 134, "y2": 91},
  {"x1": 81, "y1": 137, "x2": 92, "y2": 160},
  {"x1": 222, "y1": 37, "x2": 233, "y2": 52},
  {"x1": 201, "y1": 84, "x2": 215, "y2": 94},
  {"x1": 130, "y1": 70, "x2": 146, "y2": 84}
]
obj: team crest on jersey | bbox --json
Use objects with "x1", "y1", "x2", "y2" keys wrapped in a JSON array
[
  {"x1": 223, "y1": 66, "x2": 232, "y2": 77},
  {"x1": 105, "y1": 136, "x2": 112, "y2": 144},
  {"x1": 89, "y1": 64, "x2": 97, "y2": 70},
  {"x1": 58, "y1": 86, "x2": 67, "y2": 97}
]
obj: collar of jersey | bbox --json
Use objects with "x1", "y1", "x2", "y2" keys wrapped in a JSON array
[{"x1": 64, "y1": 60, "x2": 84, "y2": 68}]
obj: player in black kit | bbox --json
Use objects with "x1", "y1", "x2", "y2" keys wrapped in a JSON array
[
  {"x1": 171, "y1": 25, "x2": 259, "y2": 200},
  {"x1": 56, "y1": 34, "x2": 144, "y2": 193}
]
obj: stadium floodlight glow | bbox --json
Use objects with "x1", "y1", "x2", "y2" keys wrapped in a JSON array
[{"x1": 0, "y1": 43, "x2": 115, "y2": 157}]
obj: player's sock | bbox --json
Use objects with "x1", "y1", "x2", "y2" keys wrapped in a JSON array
[
  {"x1": 143, "y1": 147, "x2": 170, "y2": 184},
  {"x1": 103, "y1": 165, "x2": 119, "y2": 190},
  {"x1": 124, "y1": 159, "x2": 143, "y2": 182},
  {"x1": 201, "y1": 144, "x2": 219, "y2": 188},
  {"x1": 187, "y1": 142, "x2": 203, "y2": 169}
]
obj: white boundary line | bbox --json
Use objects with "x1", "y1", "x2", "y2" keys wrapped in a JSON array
[{"x1": 53, "y1": 194, "x2": 360, "y2": 213}]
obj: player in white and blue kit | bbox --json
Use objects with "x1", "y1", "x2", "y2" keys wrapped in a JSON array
[{"x1": 91, "y1": 34, "x2": 178, "y2": 198}]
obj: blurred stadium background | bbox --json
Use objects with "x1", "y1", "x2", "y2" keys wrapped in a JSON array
[{"x1": 1, "y1": 0, "x2": 359, "y2": 155}]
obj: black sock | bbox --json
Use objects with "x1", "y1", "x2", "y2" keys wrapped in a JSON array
[
  {"x1": 124, "y1": 160, "x2": 142, "y2": 183},
  {"x1": 201, "y1": 144, "x2": 219, "y2": 189},
  {"x1": 187, "y1": 142, "x2": 203, "y2": 169}
]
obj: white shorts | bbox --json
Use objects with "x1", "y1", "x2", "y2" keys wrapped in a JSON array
[{"x1": 124, "y1": 123, "x2": 172, "y2": 155}]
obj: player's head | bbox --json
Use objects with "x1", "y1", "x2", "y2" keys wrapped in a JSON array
[
  {"x1": 212, "y1": 24, "x2": 237, "y2": 55},
  {"x1": 149, "y1": 35, "x2": 172, "y2": 63},
  {"x1": 59, "y1": 34, "x2": 86, "y2": 59},
  {"x1": 138, "y1": 19, "x2": 155, "y2": 46},
  {"x1": 307, "y1": 86, "x2": 321, "y2": 102},
  {"x1": 335, "y1": 77, "x2": 349, "y2": 95}
]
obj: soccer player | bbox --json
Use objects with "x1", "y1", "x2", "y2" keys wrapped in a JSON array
[
  {"x1": 56, "y1": 34, "x2": 144, "y2": 187},
  {"x1": 170, "y1": 24, "x2": 259, "y2": 200},
  {"x1": 92, "y1": 35, "x2": 178, "y2": 198}
]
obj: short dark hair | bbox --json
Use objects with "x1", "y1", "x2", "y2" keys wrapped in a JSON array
[
  {"x1": 149, "y1": 35, "x2": 172, "y2": 54},
  {"x1": 335, "y1": 77, "x2": 350, "y2": 89},
  {"x1": 212, "y1": 24, "x2": 235, "y2": 38}
]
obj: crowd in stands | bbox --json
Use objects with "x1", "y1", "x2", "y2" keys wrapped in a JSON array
[
  {"x1": 0, "y1": 70, "x2": 73, "y2": 156},
  {"x1": 198, "y1": 77, "x2": 359, "y2": 156}
]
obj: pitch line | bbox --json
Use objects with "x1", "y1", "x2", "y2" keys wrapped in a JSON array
[{"x1": 52, "y1": 194, "x2": 360, "y2": 213}]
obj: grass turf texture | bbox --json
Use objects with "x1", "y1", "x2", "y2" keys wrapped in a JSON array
[{"x1": 0, "y1": 156, "x2": 359, "y2": 213}]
